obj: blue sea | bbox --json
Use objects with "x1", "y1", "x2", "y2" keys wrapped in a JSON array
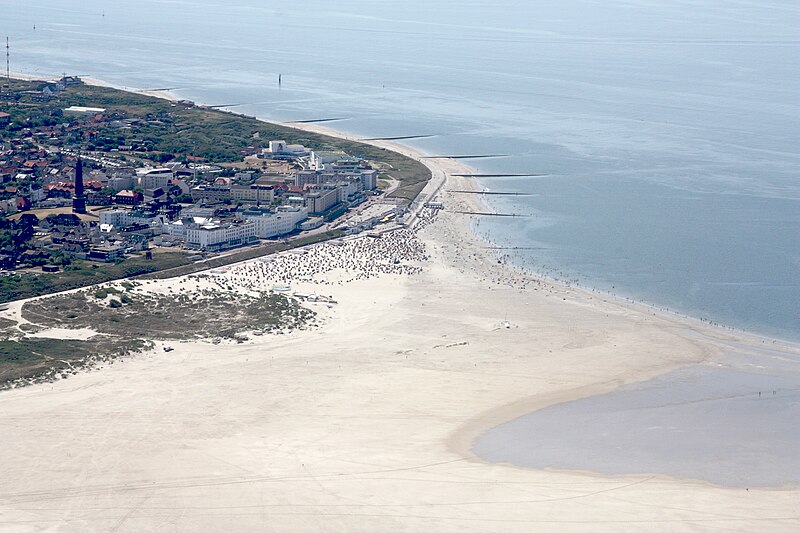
[{"x1": 5, "y1": 0, "x2": 800, "y2": 486}]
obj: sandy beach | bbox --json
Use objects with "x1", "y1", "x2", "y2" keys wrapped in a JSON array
[
  {"x1": 1, "y1": 95, "x2": 799, "y2": 531},
  {"x1": 9, "y1": 73, "x2": 182, "y2": 102}
]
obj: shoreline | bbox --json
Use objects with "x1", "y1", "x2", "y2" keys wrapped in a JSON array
[
  {"x1": 7, "y1": 71, "x2": 796, "y2": 345},
  {"x1": 64, "y1": 72, "x2": 799, "y2": 346},
  {"x1": 2, "y1": 74, "x2": 800, "y2": 529}
]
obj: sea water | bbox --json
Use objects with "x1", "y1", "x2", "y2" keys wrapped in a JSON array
[{"x1": 473, "y1": 340, "x2": 800, "y2": 487}]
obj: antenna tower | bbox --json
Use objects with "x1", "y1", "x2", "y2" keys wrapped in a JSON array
[{"x1": 5, "y1": 37, "x2": 9, "y2": 88}]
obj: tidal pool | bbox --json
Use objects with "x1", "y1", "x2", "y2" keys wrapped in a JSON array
[{"x1": 473, "y1": 343, "x2": 800, "y2": 487}]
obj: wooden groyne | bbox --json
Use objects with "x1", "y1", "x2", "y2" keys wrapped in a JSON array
[
  {"x1": 451, "y1": 210, "x2": 526, "y2": 217},
  {"x1": 451, "y1": 173, "x2": 546, "y2": 177},
  {"x1": 421, "y1": 154, "x2": 510, "y2": 160},
  {"x1": 288, "y1": 117, "x2": 350, "y2": 124},
  {"x1": 448, "y1": 190, "x2": 534, "y2": 196},
  {"x1": 485, "y1": 246, "x2": 545, "y2": 250},
  {"x1": 360, "y1": 134, "x2": 437, "y2": 141}
]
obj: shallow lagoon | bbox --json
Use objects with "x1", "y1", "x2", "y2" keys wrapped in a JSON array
[{"x1": 473, "y1": 341, "x2": 800, "y2": 487}]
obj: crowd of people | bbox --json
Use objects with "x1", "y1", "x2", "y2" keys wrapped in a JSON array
[{"x1": 212, "y1": 208, "x2": 440, "y2": 291}]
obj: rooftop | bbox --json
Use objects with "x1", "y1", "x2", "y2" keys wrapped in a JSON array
[{"x1": 64, "y1": 106, "x2": 107, "y2": 114}]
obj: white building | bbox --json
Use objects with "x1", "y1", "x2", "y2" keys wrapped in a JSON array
[
  {"x1": 266, "y1": 140, "x2": 308, "y2": 156},
  {"x1": 99, "y1": 209, "x2": 159, "y2": 228},
  {"x1": 243, "y1": 206, "x2": 308, "y2": 239},
  {"x1": 231, "y1": 183, "x2": 275, "y2": 204},
  {"x1": 299, "y1": 217, "x2": 324, "y2": 231},
  {"x1": 166, "y1": 219, "x2": 189, "y2": 238},
  {"x1": 186, "y1": 221, "x2": 257, "y2": 250},
  {"x1": 294, "y1": 168, "x2": 376, "y2": 192},
  {"x1": 191, "y1": 184, "x2": 231, "y2": 203},
  {"x1": 309, "y1": 151, "x2": 341, "y2": 171},
  {"x1": 99, "y1": 210, "x2": 128, "y2": 227},
  {"x1": 335, "y1": 180, "x2": 361, "y2": 203},
  {"x1": 305, "y1": 187, "x2": 339, "y2": 215},
  {"x1": 295, "y1": 170, "x2": 321, "y2": 188},
  {"x1": 137, "y1": 168, "x2": 174, "y2": 190},
  {"x1": 64, "y1": 106, "x2": 106, "y2": 115},
  {"x1": 360, "y1": 169, "x2": 377, "y2": 190},
  {"x1": 107, "y1": 176, "x2": 135, "y2": 192},
  {"x1": 268, "y1": 140, "x2": 287, "y2": 154},
  {"x1": 286, "y1": 144, "x2": 307, "y2": 154},
  {"x1": 165, "y1": 217, "x2": 205, "y2": 238}
]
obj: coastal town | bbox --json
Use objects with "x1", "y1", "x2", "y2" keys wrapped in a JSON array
[{"x1": 0, "y1": 76, "x2": 411, "y2": 275}]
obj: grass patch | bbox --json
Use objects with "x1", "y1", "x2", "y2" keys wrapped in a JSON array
[
  {"x1": 0, "y1": 336, "x2": 152, "y2": 387},
  {"x1": 0, "y1": 317, "x2": 17, "y2": 339},
  {"x1": 0, "y1": 253, "x2": 192, "y2": 305},
  {"x1": 22, "y1": 289, "x2": 315, "y2": 341}
]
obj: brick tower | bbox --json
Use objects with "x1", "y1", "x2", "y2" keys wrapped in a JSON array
[{"x1": 72, "y1": 157, "x2": 87, "y2": 214}]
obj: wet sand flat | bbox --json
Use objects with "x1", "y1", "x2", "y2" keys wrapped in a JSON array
[{"x1": 474, "y1": 344, "x2": 800, "y2": 488}]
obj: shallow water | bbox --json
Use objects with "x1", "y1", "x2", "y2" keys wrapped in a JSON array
[
  {"x1": 473, "y1": 344, "x2": 800, "y2": 487},
  {"x1": 6, "y1": 0, "x2": 800, "y2": 340}
]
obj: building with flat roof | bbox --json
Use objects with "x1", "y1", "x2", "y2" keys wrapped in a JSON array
[
  {"x1": 305, "y1": 187, "x2": 339, "y2": 215},
  {"x1": 242, "y1": 206, "x2": 308, "y2": 239},
  {"x1": 107, "y1": 175, "x2": 135, "y2": 192},
  {"x1": 87, "y1": 244, "x2": 125, "y2": 262},
  {"x1": 231, "y1": 183, "x2": 275, "y2": 204},
  {"x1": 360, "y1": 169, "x2": 377, "y2": 190},
  {"x1": 186, "y1": 221, "x2": 257, "y2": 251},
  {"x1": 310, "y1": 151, "x2": 352, "y2": 171},
  {"x1": 266, "y1": 140, "x2": 308, "y2": 157},
  {"x1": 64, "y1": 106, "x2": 107, "y2": 115},
  {"x1": 99, "y1": 209, "x2": 161, "y2": 229},
  {"x1": 191, "y1": 184, "x2": 231, "y2": 203},
  {"x1": 137, "y1": 168, "x2": 173, "y2": 190}
]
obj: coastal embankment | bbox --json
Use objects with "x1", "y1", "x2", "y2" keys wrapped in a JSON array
[{"x1": 0, "y1": 81, "x2": 799, "y2": 531}]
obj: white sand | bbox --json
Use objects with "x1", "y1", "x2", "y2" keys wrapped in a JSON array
[
  {"x1": 81, "y1": 76, "x2": 179, "y2": 102},
  {"x1": 8, "y1": 72, "x2": 62, "y2": 83},
  {"x1": 9, "y1": 73, "x2": 181, "y2": 102},
  {"x1": 1, "y1": 103, "x2": 799, "y2": 532},
  {"x1": 25, "y1": 327, "x2": 99, "y2": 341}
]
